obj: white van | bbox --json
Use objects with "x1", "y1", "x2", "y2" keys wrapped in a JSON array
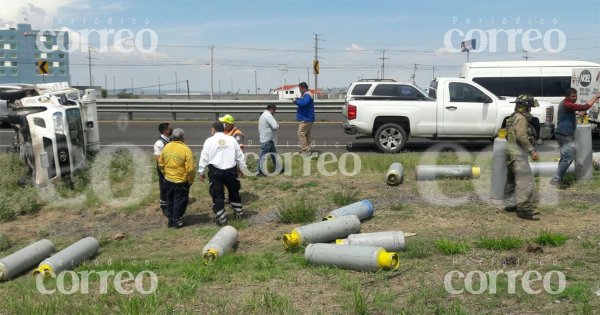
[{"x1": 460, "y1": 60, "x2": 600, "y2": 124}]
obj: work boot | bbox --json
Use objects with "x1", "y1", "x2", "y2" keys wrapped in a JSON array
[
  {"x1": 234, "y1": 209, "x2": 244, "y2": 220},
  {"x1": 549, "y1": 179, "x2": 568, "y2": 189},
  {"x1": 516, "y1": 211, "x2": 540, "y2": 221},
  {"x1": 503, "y1": 206, "x2": 517, "y2": 212}
]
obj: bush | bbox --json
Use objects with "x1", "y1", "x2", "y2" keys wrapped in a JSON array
[
  {"x1": 534, "y1": 231, "x2": 568, "y2": 247},
  {"x1": 0, "y1": 154, "x2": 42, "y2": 221},
  {"x1": 278, "y1": 196, "x2": 317, "y2": 224}
]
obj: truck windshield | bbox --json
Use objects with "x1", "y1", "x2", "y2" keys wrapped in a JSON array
[{"x1": 66, "y1": 108, "x2": 85, "y2": 167}]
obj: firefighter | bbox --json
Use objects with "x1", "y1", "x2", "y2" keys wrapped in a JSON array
[
  {"x1": 503, "y1": 94, "x2": 540, "y2": 221},
  {"x1": 219, "y1": 114, "x2": 245, "y2": 150}
]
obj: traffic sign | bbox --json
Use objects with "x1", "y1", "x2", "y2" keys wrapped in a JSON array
[
  {"x1": 313, "y1": 60, "x2": 320, "y2": 75},
  {"x1": 37, "y1": 61, "x2": 48, "y2": 74}
]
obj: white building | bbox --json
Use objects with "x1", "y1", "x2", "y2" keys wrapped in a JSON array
[{"x1": 272, "y1": 84, "x2": 300, "y2": 100}]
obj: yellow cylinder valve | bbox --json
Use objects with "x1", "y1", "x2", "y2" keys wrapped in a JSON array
[
  {"x1": 203, "y1": 249, "x2": 219, "y2": 265},
  {"x1": 471, "y1": 166, "x2": 481, "y2": 178},
  {"x1": 282, "y1": 230, "x2": 301, "y2": 248},
  {"x1": 376, "y1": 250, "x2": 400, "y2": 271},
  {"x1": 32, "y1": 264, "x2": 53, "y2": 278}
]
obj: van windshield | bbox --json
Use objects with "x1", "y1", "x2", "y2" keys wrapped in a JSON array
[{"x1": 66, "y1": 108, "x2": 85, "y2": 167}]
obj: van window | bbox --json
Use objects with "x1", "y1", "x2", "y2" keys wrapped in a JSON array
[
  {"x1": 350, "y1": 84, "x2": 371, "y2": 96},
  {"x1": 473, "y1": 76, "x2": 570, "y2": 97},
  {"x1": 449, "y1": 82, "x2": 488, "y2": 103}
]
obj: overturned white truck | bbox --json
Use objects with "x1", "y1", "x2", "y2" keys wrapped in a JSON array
[{"x1": 0, "y1": 82, "x2": 100, "y2": 186}]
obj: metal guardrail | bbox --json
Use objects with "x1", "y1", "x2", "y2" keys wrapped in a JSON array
[{"x1": 96, "y1": 99, "x2": 345, "y2": 120}]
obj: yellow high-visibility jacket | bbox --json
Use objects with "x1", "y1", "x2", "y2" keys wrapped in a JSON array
[{"x1": 159, "y1": 140, "x2": 195, "y2": 184}]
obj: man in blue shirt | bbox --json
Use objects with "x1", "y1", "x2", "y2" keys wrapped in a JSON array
[{"x1": 293, "y1": 82, "x2": 315, "y2": 155}]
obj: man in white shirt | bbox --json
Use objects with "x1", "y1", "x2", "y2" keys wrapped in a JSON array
[
  {"x1": 198, "y1": 121, "x2": 246, "y2": 226},
  {"x1": 153, "y1": 122, "x2": 172, "y2": 216},
  {"x1": 257, "y1": 104, "x2": 281, "y2": 176}
]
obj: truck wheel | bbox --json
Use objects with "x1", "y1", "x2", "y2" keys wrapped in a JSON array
[{"x1": 374, "y1": 123, "x2": 407, "y2": 153}]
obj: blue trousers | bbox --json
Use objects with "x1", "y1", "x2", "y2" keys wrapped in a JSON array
[
  {"x1": 258, "y1": 140, "x2": 281, "y2": 175},
  {"x1": 552, "y1": 134, "x2": 575, "y2": 182}
]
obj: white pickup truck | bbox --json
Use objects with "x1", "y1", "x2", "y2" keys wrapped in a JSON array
[{"x1": 342, "y1": 78, "x2": 554, "y2": 153}]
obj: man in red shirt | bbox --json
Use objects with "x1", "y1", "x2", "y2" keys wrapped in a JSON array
[{"x1": 550, "y1": 88, "x2": 600, "y2": 187}]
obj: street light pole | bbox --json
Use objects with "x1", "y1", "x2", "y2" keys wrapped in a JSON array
[{"x1": 158, "y1": 77, "x2": 161, "y2": 95}]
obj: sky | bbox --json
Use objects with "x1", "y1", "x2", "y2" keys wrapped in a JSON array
[{"x1": 1, "y1": 0, "x2": 599, "y2": 93}]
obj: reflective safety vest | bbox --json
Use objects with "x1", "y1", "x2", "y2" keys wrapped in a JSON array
[{"x1": 225, "y1": 127, "x2": 245, "y2": 149}]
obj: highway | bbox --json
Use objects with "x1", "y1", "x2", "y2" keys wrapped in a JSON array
[{"x1": 1, "y1": 120, "x2": 570, "y2": 154}]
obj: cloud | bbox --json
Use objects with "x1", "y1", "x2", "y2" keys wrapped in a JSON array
[
  {"x1": 0, "y1": 0, "x2": 89, "y2": 28},
  {"x1": 99, "y1": 3, "x2": 126, "y2": 11},
  {"x1": 434, "y1": 47, "x2": 454, "y2": 55},
  {"x1": 345, "y1": 43, "x2": 365, "y2": 51}
]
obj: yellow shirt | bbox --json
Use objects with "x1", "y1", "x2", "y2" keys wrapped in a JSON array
[{"x1": 159, "y1": 140, "x2": 196, "y2": 184}]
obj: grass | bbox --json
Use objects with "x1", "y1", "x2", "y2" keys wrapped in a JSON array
[
  {"x1": 435, "y1": 239, "x2": 471, "y2": 255},
  {"x1": 0, "y1": 154, "x2": 41, "y2": 221},
  {"x1": 0, "y1": 233, "x2": 10, "y2": 251},
  {"x1": 277, "y1": 196, "x2": 317, "y2": 224},
  {"x1": 478, "y1": 236, "x2": 524, "y2": 251},
  {"x1": 331, "y1": 190, "x2": 360, "y2": 206},
  {"x1": 534, "y1": 231, "x2": 568, "y2": 247},
  {"x1": 1, "y1": 151, "x2": 600, "y2": 314}
]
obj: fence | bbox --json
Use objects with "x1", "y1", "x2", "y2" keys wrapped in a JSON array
[{"x1": 96, "y1": 99, "x2": 345, "y2": 120}]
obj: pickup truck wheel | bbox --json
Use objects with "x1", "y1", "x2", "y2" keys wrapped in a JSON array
[{"x1": 374, "y1": 123, "x2": 407, "y2": 153}]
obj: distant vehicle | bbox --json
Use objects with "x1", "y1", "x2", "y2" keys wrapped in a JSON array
[
  {"x1": 342, "y1": 78, "x2": 553, "y2": 153},
  {"x1": 0, "y1": 82, "x2": 100, "y2": 186},
  {"x1": 460, "y1": 60, "x2": 600, "y2": 124}
]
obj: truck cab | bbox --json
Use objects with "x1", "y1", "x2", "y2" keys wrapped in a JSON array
[{"x1": 0, "y1": 82, "x2": 100, "y2": 186}]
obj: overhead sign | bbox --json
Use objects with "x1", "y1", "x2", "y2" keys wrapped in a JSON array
[
  {"x1": 313, "y1": 60, "x2": 320, "y2": 75},
  {"x1": 37, "y1": 60, "x2": 48, "y2": 74}
]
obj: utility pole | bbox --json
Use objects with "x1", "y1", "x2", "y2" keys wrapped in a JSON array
[
  {"x1": 130, "y1": 77, "x2": 133, "y2": 95},
  {"x1": 104, "y1": 74, "x2": 107, "y2": 93},
  {"x1": 411, "y1": 64, "x2": 417, "y2": 85},
  {"x1": 523, "y1": 50, "x2": 530, "y2": 61},
  {"x1": 87, "y1": 48, "x2": 94, "y2": 86},
  {"x1": 210, "y1": 46, "x2": 214, "y2": 100},
  {"x1": 307, "y1": 67, "x2": 310, "y2": 87},
  {"x1": 279, "y1": 64, "x2": 288, "y2": 91},
  {"x1": 313, "y1": 33, "x2": 320, "y2": 100},
  {"x1": 158, "y1": 77, "x2": 161, "y2": 95},
  {"x1": 175, "y1": 72, "x2": 178, "y2": 93},
  {"x1": 379, "y1": 49, "x2": 389, "y2": 80},
  {"x1": 432, "y1": 66, "x2": 436, "y2": 79},
  {"x1": 186, "y1": 80, "x2": 190, "y2": 99},
  {"x1": 112, "y1": 76, "x2": 115, "y2": 96},
  {"x1": 254, "y1": 70, "x2": 258, "y2": 94}
]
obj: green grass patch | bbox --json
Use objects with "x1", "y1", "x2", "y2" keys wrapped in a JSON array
[
  {"x1": 558, "y1": 282, "x2": 591, "y2": 303},
  {"x1": 534, "y1": 231, "x2": 568, "y2": 247},
  {"x1": 331, "y1": 190, "x2": 359, "y2": 206},
  {"x1": 435, "y1": 239, "x2": 470, "y2": 255},
  {"x1": 277, "y1": 196, "x2": 317, "y2": 224},
  {"x1": 401, "y1": 239, "x2": 432, "y2": 259},
  {"x1": 0, "y1": 154, "x2": 42, "y2": 221},
  {"x1": 478, "y1": 236, "x2": 523, "y2": 251},
  {"x1": 0, "y1": 233, "x2": 11, "y2": 251}
]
